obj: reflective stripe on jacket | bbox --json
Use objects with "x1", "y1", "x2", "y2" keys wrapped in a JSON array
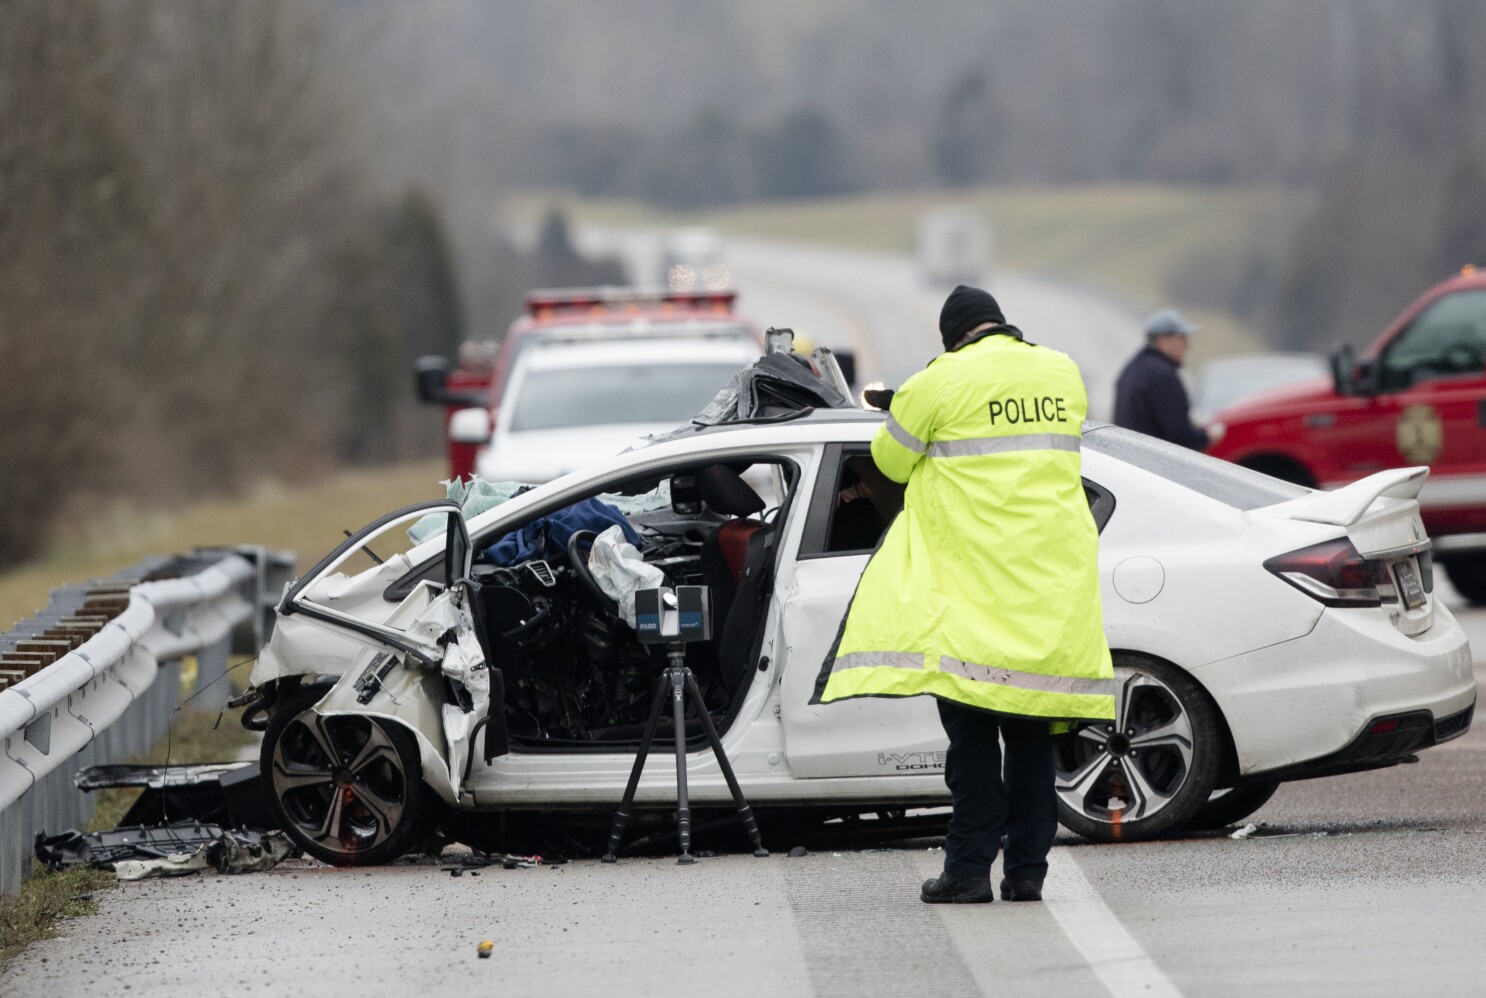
[{"x1": 811, "y1": 333, "x2": 1115, "y2": 722}]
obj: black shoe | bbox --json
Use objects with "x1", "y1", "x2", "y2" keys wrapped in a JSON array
[
  {"x1": 921, "y1": 874, "x2": 994, "y2": 904},
  {"x1": 998, "y1": 877, "x2": 1043, "y2": 902}
]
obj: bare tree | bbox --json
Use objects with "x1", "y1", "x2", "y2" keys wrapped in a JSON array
[
  {"x1": 0, "y1": 0, "x2": 135, "y2": 564},
  {"x1": 0, "y1": 0, "x2": 474, "y2": 567}
]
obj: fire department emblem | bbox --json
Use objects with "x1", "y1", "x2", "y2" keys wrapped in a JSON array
[{"x1": 1395, "y1": 404, "x2": 1443, "y2": 464}]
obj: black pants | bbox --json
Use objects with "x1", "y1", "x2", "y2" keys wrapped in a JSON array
[{"x1": 937, "y1": 699, "x2": 1058, "y2": 884}]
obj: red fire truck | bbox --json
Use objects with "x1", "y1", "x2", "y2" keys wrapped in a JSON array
[
  {"x1": 414, "y1": 287, "x2": 761, "y2": 482},
  {"x1": 1206, "y1": 266, "x2": 1486, "y2": 603}
]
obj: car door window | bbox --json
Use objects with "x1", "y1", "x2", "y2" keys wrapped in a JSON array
[
  {"x1": 282, "y1": 501, "x2": 468, "y2": 665},
  {"x1": 1381, "y1": 289, "x2": 1486, "y2": 390},
  {"x1": 825, "y1": 452, "x2": 903, "y2": 553},
  {"x1": 287, "y1": 502, "x2": 462, "y2": 609},
  {"x1": 802, "y1": 445, "x2": 1116, "y2": 558}
]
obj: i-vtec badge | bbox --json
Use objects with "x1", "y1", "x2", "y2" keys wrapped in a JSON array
[{"x1": 878, "y1": 751, "x2": 947, "y2": 771}]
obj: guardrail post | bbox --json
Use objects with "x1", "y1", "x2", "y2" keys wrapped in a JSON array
[
  {"x1": 188, "y1": 636, "x2": 232, "y2": 713},
  {"x1": 0, "y1": 795, "x2": 24, "y2": 896}
]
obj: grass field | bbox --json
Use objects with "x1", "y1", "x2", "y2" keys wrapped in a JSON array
[
  {"x1": 0, "y1": 459, "x2": 448, "y2": 632},
  {"x1": 0, "y1": 867, "x2": 116, "y2": 965}
]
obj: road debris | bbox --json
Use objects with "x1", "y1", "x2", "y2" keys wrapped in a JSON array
[
  {"x1": 72, "y1": 761, "x2": 279, "y2": 831},
  {"x1": 477, "y1": 941, "x2": 494, "y2": 959},
  {"x1": 440, "y1": 850, "x2": 549, "y2": 873},
  {"x1": 36, "y1": 823, "x2": 294, "y2": 879}
]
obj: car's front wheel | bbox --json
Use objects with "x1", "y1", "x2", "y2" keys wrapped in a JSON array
[
  {"x1": 262, "y1": 683, "x2": 440, "y2": 866},
  {"x1": 1055, "y1": 655, "x2": 1222, "y2": 842}
]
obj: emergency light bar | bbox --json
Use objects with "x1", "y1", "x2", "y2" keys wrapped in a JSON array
[
  {"x1": 530, "y1": 321, "x2": 756, "y2": 345},
  {"x1": 524, "y1": 287, "x2": 738, "y2": 316}
]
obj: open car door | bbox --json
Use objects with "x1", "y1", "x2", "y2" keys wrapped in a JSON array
[
  {"x1": 278, "y1": 501, "x2": 472, "y2": 665},
  {"x1": 277, "y1": 500, "x2": 500, "y2": 794}
]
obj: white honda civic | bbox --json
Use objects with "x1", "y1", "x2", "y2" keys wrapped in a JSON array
[{"x1": 246, "y1": 410, "x2": 1474, "y2": 865}]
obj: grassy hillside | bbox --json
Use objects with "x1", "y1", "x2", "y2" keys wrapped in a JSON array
[{"x1": 521, "y1": 183, "x2": 1306, "y2": 362}]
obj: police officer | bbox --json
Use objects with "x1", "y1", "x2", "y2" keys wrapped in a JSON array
[
  {"x1": 1113, "y1": 308, "x2": 1213, "y2": 449},
  {"x1": 812, "y1": 285, "x2": 1115, "y2": 904}
]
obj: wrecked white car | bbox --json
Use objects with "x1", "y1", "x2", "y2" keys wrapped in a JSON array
[{"x1": 245, "y1": 408, "x2": 1474, "y2": 866}]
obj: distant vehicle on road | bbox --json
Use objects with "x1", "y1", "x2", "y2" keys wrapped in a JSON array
[
  {"x1": 1191, "y1": 352, "x2": 1330, "y2": 424},
  {"x1": 662, "y1": 226, "x2": 728, "y2": 291},
  {"x1": 1206, "y1": 267, "x2": 1486, "y2": 604},
  {"x1": 916, "y1": 206, "x2": 991, "y2": 287},
  {"x1": 415, "y1": 287, "x2": 759, "y2": 480},
  {"x1": 249, "y1": 393, "x2": 1472, "y2": 864}
]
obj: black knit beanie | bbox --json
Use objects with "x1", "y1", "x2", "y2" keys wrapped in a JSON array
[{"x1": 938, "y1": 285, "x2": 1006, "y2": 350}]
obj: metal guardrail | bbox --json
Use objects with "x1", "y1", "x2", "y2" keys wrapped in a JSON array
[{"x1": 0, "y1": 546, "x2": 293, "y2": 895}]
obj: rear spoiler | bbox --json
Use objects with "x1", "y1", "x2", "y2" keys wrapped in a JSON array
[{"x1": 1257, "y1": 467, "x2": 1429, "y2": 527}]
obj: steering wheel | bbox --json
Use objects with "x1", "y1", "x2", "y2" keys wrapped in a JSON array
[{"x1": 566, "y1": 530, "x2": 620, "y2": 615}]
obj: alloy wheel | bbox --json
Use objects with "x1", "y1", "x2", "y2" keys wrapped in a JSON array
[
  {"x1": 270, "y1": 709, "x2": 411, "y2": 860},
  {"x1": 1054, "y1": 657, "x2": 1219, "y2": 840}
]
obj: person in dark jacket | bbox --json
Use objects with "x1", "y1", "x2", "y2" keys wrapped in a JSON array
[{"x1": 1113, "y1": 308, "x2": 1213, "y2": 449}]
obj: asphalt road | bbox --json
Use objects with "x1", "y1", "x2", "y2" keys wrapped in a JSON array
[
  {"x1": 4, "y1": 586, "x2": 1481, "y2": 998},
  {"x1": 5, "y1": 587, "x2": 1480, "y2": 998},
  {"x1": 4, "y1": 241, "x2": 1484, "y2": 997}
]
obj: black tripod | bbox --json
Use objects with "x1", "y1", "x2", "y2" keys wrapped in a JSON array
[{"x1": 602, "y1": 642, "x2": 768, "y2": 864}]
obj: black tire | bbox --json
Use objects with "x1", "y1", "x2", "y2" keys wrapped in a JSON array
[
  {"x1": 262, "y1": 683, "x2": 441, "y2": 866},
  {"x1": 1055, "y1": 654, "x2": 1223, "y2": 842},
  {"x1": 1185, "y1": 781, "x2": 1281, "y2": 831},
  {"x1": 1442, "y1": 555, "x2": 1486, "y2": 606}
]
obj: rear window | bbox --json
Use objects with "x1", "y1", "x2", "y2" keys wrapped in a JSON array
[{"x1": 1083, "y1": 423, "x2": 1307, "y2": 510}]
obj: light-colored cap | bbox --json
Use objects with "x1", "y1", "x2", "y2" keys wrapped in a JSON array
[{"x1": 1144, "y1": 307, "x2": 1199, "y2": 337}]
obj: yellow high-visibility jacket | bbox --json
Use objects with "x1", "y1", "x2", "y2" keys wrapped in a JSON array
[{"x1": 812, "y1": 331, "x2": 1115, "y2": 721}]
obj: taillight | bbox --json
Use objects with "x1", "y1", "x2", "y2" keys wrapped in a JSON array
[{"x1": 1264, "y1": 538, "x2": 1385, "y2": 608}]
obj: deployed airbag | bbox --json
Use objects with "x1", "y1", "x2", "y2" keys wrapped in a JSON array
[{"x1": 589, "y1": 524, "x2": 666, "y2": 627}]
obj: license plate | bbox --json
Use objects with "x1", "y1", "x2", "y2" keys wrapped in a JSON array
[{"x1": 1395, "y1": 558, "x2": 1426, "y2": 610}]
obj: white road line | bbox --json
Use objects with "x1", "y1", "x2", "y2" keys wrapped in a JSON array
[{"x1": 1044, "y1": 853, "x2": 1185, "y2": 998}]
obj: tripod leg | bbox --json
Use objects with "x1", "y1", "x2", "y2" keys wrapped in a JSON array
[
  {"x1": 669, "y1": 665, "x2": 695, "y2": 865},
  {"x1": 683, "y1": 669, "x2": 768, "y2": 857},
  {"x1": 601, "y1": 671, "x2": 671, "y2": 863}
]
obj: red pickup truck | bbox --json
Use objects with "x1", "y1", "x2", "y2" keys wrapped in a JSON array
[{"x1": 1206, "y1": 267, "x2": 1486, "y2": 604}]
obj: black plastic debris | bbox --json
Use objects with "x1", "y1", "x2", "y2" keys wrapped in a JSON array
[
  {"x1": 73, "y1": 761, "x2": 279, "y2": 831},
  {"x1": 691, "y1": 352, "x2": 852, "y2": 426},
  {"x1": 37, "y1": 821, "x2": 222, "y2": 870},
  {"x1": 439, "y1": 850, "x2": 551, "y2": 873},
  {"x1": 35, "y1": 822, "x2": 294, "y2": 879}
]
